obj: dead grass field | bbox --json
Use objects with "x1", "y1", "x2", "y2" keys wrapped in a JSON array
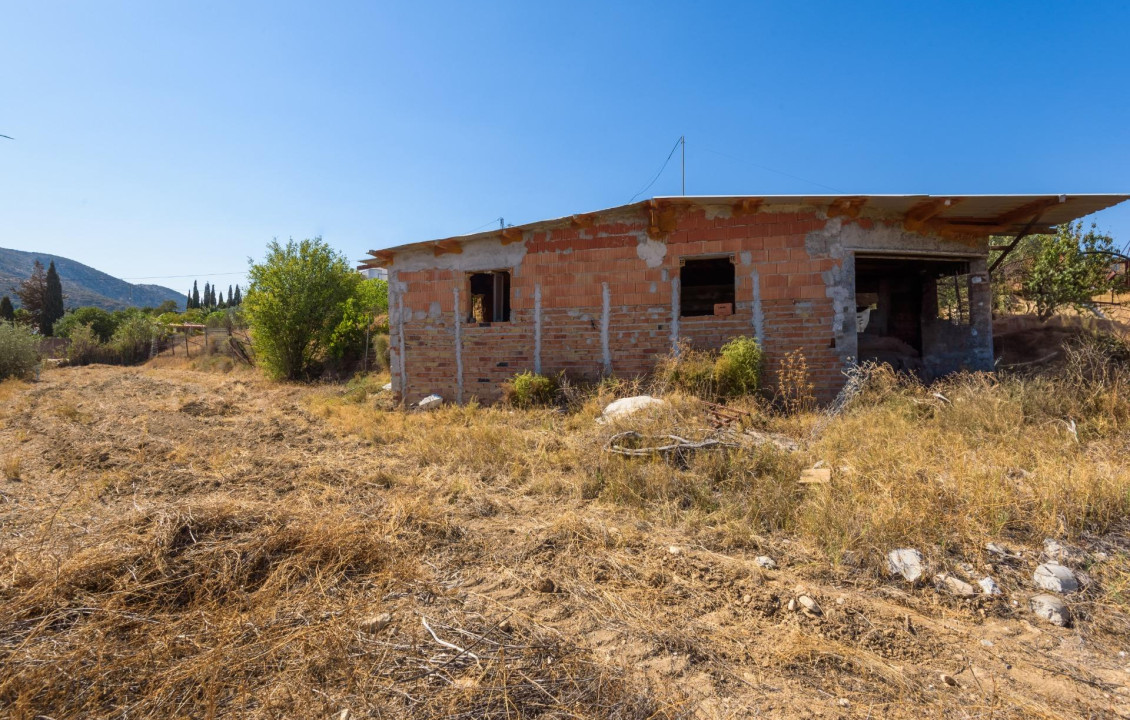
[{"x1": 2, "y1": 351, "x2": 1130, "y2": 718}]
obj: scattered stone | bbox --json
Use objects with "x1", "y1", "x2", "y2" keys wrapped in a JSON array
[
  {"x1": 980, "y1": 639, "x2": 994, "y2": 647},
  {"x1": 797, "y1": 595, "x2": 822, "y2": 617},
  {"x1": 887, "y1": 548, "x2": 926, "y2": 582},
  {"x1": 935, "y1": 573, "x2": 976, "y2": 597},
  {"x1": 741, "y1": 593, "x2": 752, "y2": 604},
  {"x1": 597, "y1": 395, "x2": 668, "y2": 423},
  {"x1": 985, "y1": 542, "x2": 1015, "y2": 559},
  {"x1": 360, "y1": 613, "x2": 392, "y2": 634},
  {"x1": 741, "y1": 428, "x2": 800, "y2": 453},
  {"x1": 416, "y1": 394, "x2": 443, "y2": 410},
  {"x1": 381, "y1": 382, "x2": 392, "y2": 392},
  {"x1": 940, "y1": 674, "x2": 958, "y2": 687},
  {"x1": 535, "y1": 578, "x2": 558, "y2": 594},
  {"x1": 668, "y1": 545, "x2": 684, "y2": 556},
  {"x1": 1034, "y1": 563, "x2": 1079, "y2": 593},
  {"x1": 957, "y1": 562, "x2": 976, "y2": 577},
  {"x1": 755, "y1": 556, "x2": 777, "y2": 569},
  {"x1": 978, "y1": 576, "x2": 1002, "y2": 596},
  {"x1": 1030, "y1": 594, "x2": 1071, "y2": 627},
  {"x1": 786, "y1": 598, "x2": 797, "y2": 612},
  {"x1": 837, "y1": 698, "x2": 850, "y2": 708}
]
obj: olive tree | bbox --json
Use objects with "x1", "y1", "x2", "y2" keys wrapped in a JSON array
[{"x1": 244, "y1": 238, "x2": 359, "y2": 380}]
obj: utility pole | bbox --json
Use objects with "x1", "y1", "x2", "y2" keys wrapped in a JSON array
[
  {"x1": 500, "y1": 218, "x2": 504, "y2": 229},
  {"x1": 681, "y1": 135, "x2": 685, "y2": 196}
]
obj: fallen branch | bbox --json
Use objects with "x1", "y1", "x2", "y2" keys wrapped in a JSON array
[{"x1": 606, "y1": 431, "x2": 737, "y2": 457}]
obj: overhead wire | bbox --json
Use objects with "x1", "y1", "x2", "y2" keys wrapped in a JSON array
[{"x1": 629, "y1": 137, "x2": 683, "y2": 203}]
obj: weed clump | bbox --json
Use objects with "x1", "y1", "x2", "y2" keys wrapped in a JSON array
[
  {"x1": 655, "y1": 337, "x2": 762, "y2": 400},
  {"x1": 0, "y1": 321, "x2": 39, "y2": 380},
  {"x1": 503, "y1": 370, "x2": 560, "y2": 408}
]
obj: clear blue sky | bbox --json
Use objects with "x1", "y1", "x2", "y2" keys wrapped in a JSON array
[{"x1": 2, "y1": 1, "x2": 1128, "y2": 294}]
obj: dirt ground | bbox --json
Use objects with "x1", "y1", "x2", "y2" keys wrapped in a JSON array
[{"x1": 2, "y1": 364, "x2": 1129, "y2": 719}]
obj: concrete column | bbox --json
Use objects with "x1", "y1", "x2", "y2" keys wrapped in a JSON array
[
  {"x1": 670, "y1": 276, "x2": 680, "y2": 353},
  {"x1": 453, "y1": 285, "x2": 463, "y2": 403},
  {"x1": 601, "y1": 282, "x2": 611, "y2": 375},
  {"x1": 534, "y1": 283, "x2": 542, "y2": 375},
  {"x1": 750, "y1": 268, "x2": 764, "y2": 347}
]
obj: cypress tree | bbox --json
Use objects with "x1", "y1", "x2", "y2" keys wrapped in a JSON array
[
  {"x1": 43, "y1": 261, "x2": 64, "y2": 335},
  {"x1": 192, "y1": 280, "x2": 200, "y2": 309},
  {"x1": 228, "y1": 285, "x2": 234, "y2": 306},
  {"x1": 0, "y1": 295, "x2": 13, "y2": 322},
  {"x1": 204, "y1": 283, "x2": 211, "y2": 309},
  {"x1": 218, "y1": 290, "x2": 226, "y2": 308},
  {"x1": 187, "y1": 287, "x2": 194, "y2": 309},
  {"x1": 233, "y1": 285, "x2": 242, "y2": 305}
]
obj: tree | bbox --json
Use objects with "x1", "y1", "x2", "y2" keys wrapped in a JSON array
[
  {"x1": 233, "y1": 285, "x2": 242, "y2": 305},
  {"x1": 244, "y1": 237, "x2": 360, "y2": 380},
  {"x1": 187, "y1": 287, "x2": 194, "y2": 309},
  {"x1": 993, "y1": 221, "x2": 1118, "y2": 320},
  {"x1": 0, "y1": 296, "x2": 13, "y2": 322},
  {"x1": 328, "y1": 277, "x2": 389, "y2": 365},
  {"x1": 203, "y1": 283, "x2": 211, "y2": 309},
  {"x1": 191, "y1": 280, "x2": 200, "y2": 310},
  {"x1": 42, "y1": 261, "x2": 64, "y2": 335},
  {"x1": 52, "y1": 306, "x2": 118, "y2": 342},
  {"x1": 228, "y1": 285, "x2": 234, "y2": 306},
  {"x1": 15, "y1": 260, "x2": 48, "y2": 333}
]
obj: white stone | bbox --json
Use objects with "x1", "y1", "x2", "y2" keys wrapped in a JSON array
[
  {"x1": 668, "y1": 545, "x2": 684, "y2": 556},
  {"x1": 797, "y1": 595, "x2": 821, "y2": 616},
  {"x1": 755, "y1": 556, "x2": 777, "y2": 569},
  {"x1": 598, "y1": 395, "x2": 669, "y2": 423},
  {"x1": 1030, "y1": 594, "x2": 1071, "y2": 626},
  {"x1": 887, "y1": 548, "x2": 926, "y2": 582},
  {"x1": 1034, "y1": 563, "x2": 1079, "y2": 593},
  {"x1": 381, "y1": 382, "x2": 392, "y2": 392},
  {"x1": 985, "y1": 542, "x2": 1012, "y2": 558},
  {"x1": 978, "y1": 576, "x2": 1002, "y2": 596},
  {"x1": 416, "y1": 394, "x2": 443, "y2": 410},
  {"x1": 935, "y1": 573, "x2": 976, "y2": 597}
]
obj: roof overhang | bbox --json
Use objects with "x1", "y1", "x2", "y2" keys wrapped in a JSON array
[{"x1": 364, "y1": 194, "x2": 1130, "y2": 267}]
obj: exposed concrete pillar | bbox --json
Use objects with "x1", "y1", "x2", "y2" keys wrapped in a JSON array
[
  {"x1": 601, "y1": 282, "x2": 611, "y2": 375},
  {"x1": 670, "y1": 276, "x2": 680, "y2": 353},
  {"x1": 750, "y1": 268, "x2": 764, "y2": 347},
  {"x1": 533, "y1": 283, "x2": 542, "y2": 375},
  {"x1": 453, "y1": 285, "x2": 463, "y2": 403}
]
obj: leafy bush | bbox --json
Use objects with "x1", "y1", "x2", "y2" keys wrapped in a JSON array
[
  {"x1": 111, "y1": 314, "x2": 156, "y2": 364},
  {"x1": 503, "y1": 371, "x2": 560, "y2": 408},
  {"x1": 0, "y1": 322, "x2": 40, "y2": 380},
  {"x1": 328, "y1": 279, "x2": 390, "y2": 365},
  {"x1": 245, "y1": 238, "x2": 360, "y2": 381},
  {"x1": 53, "y1": 306, "x2": 119, "y2": 343},
  {"x1": 656, "y1": 337, "x2": 762, "y2": 400},
  {"x1": 714, "y1": 337, "x2": 762, "y2": 397},
  {"x1": 66, "y1": 323, "x2": 105, "y2": 366},
  {"x1": 371, "y1": 333, "x2": 391, "y2": 372}
]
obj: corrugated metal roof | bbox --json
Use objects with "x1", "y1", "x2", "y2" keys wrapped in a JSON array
[{"x1": 365, "y1": 193, "x2": 1129, "y2": 263}]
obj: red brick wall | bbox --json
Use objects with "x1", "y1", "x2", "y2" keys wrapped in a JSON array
[{"x1": 390, "y1": 206, "x2": 847, "y2": 403}]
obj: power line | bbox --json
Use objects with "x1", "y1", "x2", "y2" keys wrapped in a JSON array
[
  {"x1": 464, "y1": 217, "x2": 505, "y2": 235},
  {"x1": 629, "y1": 136, "x2": 684, "y2": 203},
  {"x1": 699, "y1": 147, "x2": 844, "y2": 193}
]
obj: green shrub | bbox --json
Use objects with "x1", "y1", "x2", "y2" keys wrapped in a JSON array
[
  {"x1": 503, "y1": 371, "x2": 560, "y2": 408},
  {"x1": 53, "y1": 306, "x2": 118, "y2": 343},
  {"x1": 245, "y1": 238, "x2": 360, "y2": 381},
  {"x1": 655, "y1": 337, "x2": 762, "y2": 400},
  {"x1": 66, "y1": 323, "x2": 104, "y2": 366},
  {"x1": 0, "y1": 322, "x2": 40, "y2": 380},
  {"x1": 714, "y1": 336, "x2": 762, "y2": 397},
  {"x1": 110, "y1": 314, "x2": 156, "y2": 364},
  {"x1": 371, "y1": 333, "x2": 391, "y2": 371}
]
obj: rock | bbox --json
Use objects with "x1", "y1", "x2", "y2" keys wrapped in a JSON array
[
  {"x1": 597, "y1": 395, "x2": 668, "y2": 423},
  {"x1": 837, "y1": 698, "x2": 850, "y2": 708},
  {"x1": 934, "y1": 573, "x2": 976, "y2": 597},
  {"x1": 887, "y1": 548, "x2": 926, "y2": 582},
  {"x1": 985, "y1": 542, "x2": 1014, "y2": 559},
  {"x1": 360, "y1": 613, "x2": 392, "y2": 634},
  {"x1": 755, "y1": 556, "x2": 777, "y2": 569},
  {"x1": 797, "y1": 595, "x2": 822, "y2": 617},
  {"x1": 940, "y1": 674, "x2": 958, "y2": 687},
  {"x1": 978, "y1": 576, "x2": 1002, "y2": 596},
  {"x1": 1034, "y1": 563, "x2": 1079, "y2": 593},
  {"x1": 381, "y1": 382, "x2": 392, "y2": 392},
  {"x1": 535, "y1": 578, "x2": 558, "y2": 594},
  {"x1": 668, "y1": 545, "x2": 684, "y2": 556},
  {"x1": 1030, "y1": 594, "x2": 1071, "y2": 626},
  {"x1": 786, "y1": 598, "x2": 797, "y2": 612},
  {"x1": 416, "y1": 394, "x2": 443, "y2": 410}
]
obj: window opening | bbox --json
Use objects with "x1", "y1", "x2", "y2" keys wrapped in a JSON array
[
  {"x1": 467, "y1": 271, "x2": 511, "y2": 323},
  {"x1": 680, "y1": 256, "x2": 735, "y2": 317},
  {"x1": 936, "y1": 271, "x2": 971, "y2": 325}
]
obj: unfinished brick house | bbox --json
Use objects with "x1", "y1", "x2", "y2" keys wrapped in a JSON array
[{"x1": 362, "y1": 194, "x2": 1128, "y2": 404}]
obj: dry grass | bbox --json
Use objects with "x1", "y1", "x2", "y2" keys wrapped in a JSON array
[{"x1": 2, "y1": 343, "x2": 1130, "y2": 718}]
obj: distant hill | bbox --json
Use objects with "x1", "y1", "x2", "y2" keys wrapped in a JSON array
[{"x1": 0, "y1": 247, "x2": 184, "y2": 311}]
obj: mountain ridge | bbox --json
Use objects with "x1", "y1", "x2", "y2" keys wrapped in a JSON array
[{"x1": 0, "y1": 247, "x2": 185, "y2": 311}]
